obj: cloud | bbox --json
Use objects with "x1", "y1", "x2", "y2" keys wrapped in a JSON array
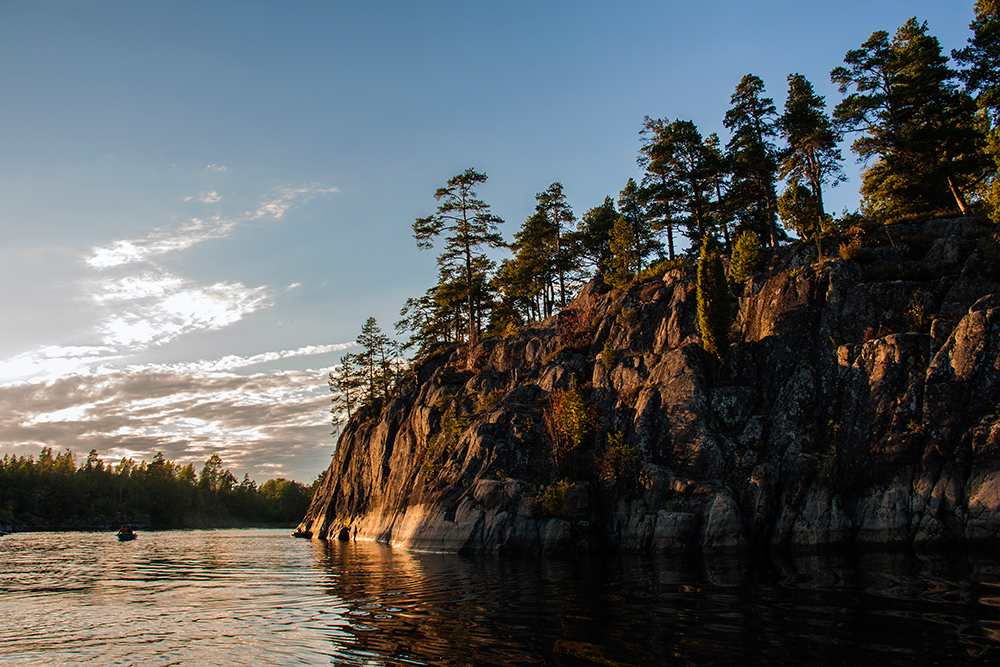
[
  {"x1": 205, "y1": 164, "x2": 228, "y2": 172},
  {"x1": 184, "y1": 190, "x2": 222, "y2": 204},
  {"x1": 144, "y1": 342, "x2": 357, "y2": 374},
  {"x1": 86, "y1": 183, "x2": 336, "y2": 268},
  {"x1": 95, "y1": 272, "x2": 273, "y2": 347},
  {"x1": 0, "y1": 180, "x2": 348, "y2": 482},
  {"x1": 0, "y1": 343, "x2": 354, "y2": 482},
  {"x1": 251, "y1": 184, "x2": 339, "y2": 221},
  {"x1": 85, "y1": 218, "x2": 239, "y2": 268},
  {"x1": 0, "y1": 345, "x2": 124, "y2": 386},
  {"x1": 199, "y1": 190, "x2": 222, "y2": 204}
]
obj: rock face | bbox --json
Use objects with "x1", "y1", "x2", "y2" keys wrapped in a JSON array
[{"x1": 298, "y1": 217, "x2": 1000, "y2": 554}]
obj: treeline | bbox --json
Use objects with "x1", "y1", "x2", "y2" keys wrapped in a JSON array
[
  {"x1": 0, "y1": 448, "x2": 317, "y2": 531},
  {"x1": 328, "y1": 6, "x2": 1000, "y2": 414}
]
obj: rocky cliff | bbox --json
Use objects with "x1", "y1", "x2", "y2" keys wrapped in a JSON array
[{"x1": 298, "y1": 216, "x2": 1000, "y2": 554}]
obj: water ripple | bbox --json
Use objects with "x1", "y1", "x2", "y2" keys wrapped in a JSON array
[{"x1": 3, "y1": 531, "x2": 1000, "y2": 665}]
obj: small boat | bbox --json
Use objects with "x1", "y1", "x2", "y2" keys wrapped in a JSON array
[{"x1": 117, "y1": 531, "x2": 137, "y2": 541}]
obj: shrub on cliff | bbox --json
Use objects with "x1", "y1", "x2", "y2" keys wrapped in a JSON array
[
  {"x1": 544, "y1": 386, "x2": 596, "y2": 473},
  {"x1": 597, "y1": 431, "x2": 640, "y2": 496},
  {"x1": 696, "y1": 233, "x2": 732, "y2": 360}
]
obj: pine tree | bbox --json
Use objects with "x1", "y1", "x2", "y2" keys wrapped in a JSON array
[
  {"x1": 618, "y1": 178, "x2": 659, "y2": 266},
  {"x1": 605, "y1": 216, "x2": 641, "y2": 289},
  {"x1": 778, "y1": 73, "x2": 844, "y2": 255},
  {"x1": 955, "y1": 1, "x2": 1000, "y2": 220},
  {"x1": 730, "y1": 230, "x2": 760, "y2": 285},
  {"x1": 832, "y1": 18, "x2": 987, "y2": 216},
  {"x1": 696, "y1": 234, "x2": 731, "y2": 360},
  {"x1": 487, "y1": 258, "x2": 530, "y2": 334},
  {"x1": 777, "y1": 181, "x2": 823, "y2": 244},
  {"x1": 703, "y1": 133, "x2": 733, "y2": 249},
  {"x1": 577, "y1": 196, "x2": 619, "y2": 279},
  {"x1": 329, "y1": 353, "x2": 361, "y2": 422},
  {"x1": 640, "y1": 117, "x2": 720, "y2": 254},
  {"x1": 534, "y1": 182, "x2": 578, "y2": 308},
  {"x1": 355, "y1": 317, "x2": 388, "y2": 402},
  {"x1": 413, "y1": 168, "x2": 504, "y2": 348},
  {"x1": 638, "y1": 117, "x2": 682, "y2": 259},
  {"x1": 954, "y1": 1, "x2": 1000, "y2": 117},
  {"x1": 724, "y1": 74, "x2": 781, "y2": 247},
  {"x1": 509, "y1": 209, "x2": 558, "y2": 319}
]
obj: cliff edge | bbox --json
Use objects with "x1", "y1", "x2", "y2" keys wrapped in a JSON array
[{"x1": 298, "y1": 217, "x2": 1000, "y2": 554}]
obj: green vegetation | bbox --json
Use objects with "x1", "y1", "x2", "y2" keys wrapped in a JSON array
[
  {"x1": 832, "y1": 18, "x2": 987, "y2": 217},
  {"x1": 330, "y1": 317, "x2": 402, "y2": 423},
  {"x1": 778, "y1": 73, "x2": 844, "y2": 255},
  {"x1": 639, "y1": 117, "x2": 726, "y2": 257},
  {"x1": 384, "y1": 12, "x2": 995, "y2": 370},
  {"x1": 526, "y1": 479, "x2": 576, "y2": 520},
  {"x1": 597, "y1": 431, "x2": 641, "y2": 496},
  {"x1": 730, "y1": 230, "x2": 761, "y2": 285},
  {"x1": 0, "y1": 448, "x2": 314, "y2": 530},
  {"x1": 410, "y1": 168, "x2": 506, "y2": 352},
  {"x1": 725, "y1": 74, "x2": 782, "y2": 248},
  {"x1": 697, "y1": 234, "x2": 732, "y2": 361},
  {"x1": 605, "y1": 215, "x2": 642, "y2": 288},
  {"x1": 955, "y1": 1, "x2": 1000, "y2": 222},
  {"x1": 777, "y1": 182, "x2": 825, "y2": 248},
  {"x1": 544, "y1": 386, "x2": 596, "y2": 472}
]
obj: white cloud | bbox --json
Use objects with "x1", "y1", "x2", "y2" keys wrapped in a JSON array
[
  {"x1": 85, "y1": 218, "x2": 239, "y2": 268},
  {"x1": 205, "y1": 164, "x2": 228, "y2": 172},
  {"x1": 0, "y1": 343, "x2": 354, "y2": 480},
  {"x1": 86, "y1": 183, "x2": 336, "y2": 268},
  {"x1": 0, "y1": 180, "x2": 347, "y2": 481},
  {"x1": 144, "y1": 342, "x2": 356, "y2": 374},
  {"x1": 199, "y1": 190, "x2": 222, "y2": 204},
  {"x1": 96, "y1": 275, "x2": 273, "y2": 347},
  {"x1": 0, "y1": 345, "x2": 123, "y2": 385},
  {"x1": 251, "y1": 184, "x2": 339, "y2": 220}
]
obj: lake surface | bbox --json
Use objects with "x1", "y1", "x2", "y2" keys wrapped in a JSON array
[{"x1": 2, "y1": 529, "x2": 1000, "y2": 665}]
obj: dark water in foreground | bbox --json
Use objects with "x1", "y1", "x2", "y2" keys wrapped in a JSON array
[{"x1": 1, "y1": 529, "x2": 999, "y2": 665}]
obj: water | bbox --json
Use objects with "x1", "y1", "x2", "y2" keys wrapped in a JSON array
[{"x1": 2, "y1": 530, "x2": 1000, "y2": 666}]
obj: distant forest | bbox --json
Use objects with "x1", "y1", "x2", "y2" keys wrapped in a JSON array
[
  {"x1": 0, "y1": 448, "x2": 317, "y2": 531},
  {"x1": 329, "y1": 4, "x2": 1000, "y2": 415}
]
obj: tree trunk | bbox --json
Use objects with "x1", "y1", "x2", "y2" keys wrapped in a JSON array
[
  {"x1": 947, "y1": 176, "x2": 969, "y2": 216},
  {"x1": 814, "y1": 181, "x2": 825, "y2": 260}
]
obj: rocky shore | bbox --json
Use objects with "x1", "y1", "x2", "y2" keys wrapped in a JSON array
[{"x1": 299, "y1": 217, "x2": 1000, "y2": 555}]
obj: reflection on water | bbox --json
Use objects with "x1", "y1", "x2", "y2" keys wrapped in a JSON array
[{"x1": 1, "y1": 530, "x2": 1000, "y2": 665}]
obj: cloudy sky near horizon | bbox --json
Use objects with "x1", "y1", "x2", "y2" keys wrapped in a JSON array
[{"x1": 0, "y1": 1, "x2": 977, "y2": 483}]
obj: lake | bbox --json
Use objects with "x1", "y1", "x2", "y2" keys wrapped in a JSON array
[{"x1": 1, "y1": 529, "x2": 999, "y2": 665}]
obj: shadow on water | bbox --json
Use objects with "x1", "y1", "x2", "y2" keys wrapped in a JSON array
[{"x1": 313, "y1": 541, "x2": 1000, "y2": 666}]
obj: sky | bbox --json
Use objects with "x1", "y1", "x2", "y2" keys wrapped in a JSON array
[{"x1": 0, "y1": 0, "x2": 979, "y2": 483}]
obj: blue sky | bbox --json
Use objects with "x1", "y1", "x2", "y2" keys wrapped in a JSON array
[{"x1": 0, "y1": 1, "x2": 978, "y2": 482}]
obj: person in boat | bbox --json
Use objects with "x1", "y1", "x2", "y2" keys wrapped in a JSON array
[{"x1": 118, "y1": 524, "x2": 133, "y2": 536}]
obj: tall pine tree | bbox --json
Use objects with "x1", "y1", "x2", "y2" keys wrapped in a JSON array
[
  {"x1": 778, "y1": 73, "x2": 844, "y2": 254},
  {"x1": 640, "y1": 117, "x2": 720, "y2": 254},
  {"x1": 832, "y1": 18, "x2": 987, "y2": 216},
  {"x1": 413, "y1": 169, "x2": 504, "y2": 348},
  {"x1": 534, "y1": 182, "x2": 578, "y2": 309},
  {"x1": 955, "y1": 1, "x2": 1000, "y2": 220},
  {"x1": 724, "y1": 74, "x2": 781, "y2": 247}
]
